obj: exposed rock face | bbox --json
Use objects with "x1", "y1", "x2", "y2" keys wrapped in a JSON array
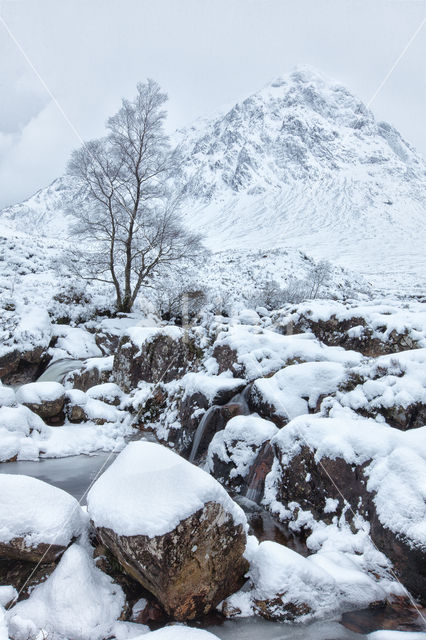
[
  {"x1": 0, "y1": 557, "x2": 56, "y2": 599},
  {"x1": 0, "y1": 347, "x2": 49, "y2": 386},
  {"x1": 0, "y1": 539, "x2": 66, "y2": 564},
  {"x1": 213, "y1": 344, "x2": 241, "y2": 377},
  {"x1": 113, "y1": 328, "x2": 202, "y2": 393},
  {"x1": 95, "y1": 501, "x2": 248, "y2": 620},
  {"x1": 65, "y1": 360, "x2": 112, "y2": 392}
]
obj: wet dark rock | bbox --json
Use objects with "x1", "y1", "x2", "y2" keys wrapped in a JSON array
[{"x1": 95, "y1": 501, "x2": 248, "y2": 621}]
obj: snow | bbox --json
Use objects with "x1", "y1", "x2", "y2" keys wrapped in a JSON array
[
  {"x1": 0, "y1": 385, "x2": 15, "y2": 407},
  {"x1": 368, "y1": 633, "x2": 426, "y2": 640},
  {"x1": 181, "y1": 372, "x2": 245, "y2": 404},
  {"x1": 265, "y1": 415, "x2": 426, "y2": 547},
  {"x1": 225, "y1": 540, "x2": 386, "y2": 621},
  {"x1": 0, "y1": 474, "x2": 85, "y2": 547},
  {"x1": 251, "y1": 361, "x2": 346, "y2": 421},
  {"x1": 86, "y1": 382, "x2": 123, "y2": 404},
  {"x1": 50, "y1": 325, "x2": 102, "y2": 361},
  {"x1": 7, "y1": 543, "x2": 125, "y2": 640},
  {"x1": 16, "y1": 381, "x2": 64, "y2": 405},
  {"x1": 213, "y1": 324, "x2": 361, "y2": 380},
  {"x1": 87, "y1": 441, "x2": 247, "y2": 537},
  {"x1": 206, "y1": 415, "x2": 278, "y2": 480},
  {"x1": 0, "y1": 405, "x2": 48, "y2": 462}
]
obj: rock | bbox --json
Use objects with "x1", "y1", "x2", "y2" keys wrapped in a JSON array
[
  {"x1": 223, "y1": 541, "x2": 386, "y2": 622},
  {"x1": 113, "y1": 327, "x2": 202, "y2": 392},
  {"x1": 0, "y1": 557, "x2": 56, "y2": 600},
  {"x1": 331, "y1": 348, "x2": 426, "y2": 431},
  {"x1": 264, "y1": 415, "x2": 426, "y2": 604},
  {"x1": 248, "y1": 361, "x2": 346, "y2": 427},
  {"x1": 87, "y1": 442, "x2": 249, "y2": 621},
  {"x1": 206, "y1": 415, "x2": 278, "y2": 495},
  {"x1": 0, "y1": 475, "x2": 85, "y2": 564},
  {"x1": 280, "y1": 301, "x2": 421, "y2": 357},
  {"x1": 16, "y1": 381, "x2": 66, "y2": 425},
  {"x1": 86, "y1": 382, "x2": 123, "y2": 406},
  {"x1": 212, "y1": 324, "x2": 360, "y2": 380},
  {"x1": 65, "y1": 356, "x2": 113, "y2": 391}
]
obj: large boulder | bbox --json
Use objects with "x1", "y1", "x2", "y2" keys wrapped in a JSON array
[
  {"x1": 264, "y1": 415, "x2": 426, "y2": 604},
  {"x1": 87, "y1": 442, "x2": 249, "y2": 621},
  {"x1": 330, "y1": 348, "x2": 426, "y2": 430},
  {"x1": 16, "y1": 382, "x2": 66, "y2": 425},
  {"x1": 0, "y1": 475, "x2": 85, "y2": 564},
  {"x1": 113, "y1": 327, "x2": 203, "y2": 392}
]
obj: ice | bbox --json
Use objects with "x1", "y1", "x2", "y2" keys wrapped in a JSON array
[{"x1": 87, "y1": 441, "x2": 247, "y2": 537}]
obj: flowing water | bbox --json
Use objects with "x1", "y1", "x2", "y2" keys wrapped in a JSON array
[
  {"x1": 36, "y1": 358, "x2": 84, "y2": 383},
  {"x1": 189, "y1": 405, "x2": 220, "y2": 462}
]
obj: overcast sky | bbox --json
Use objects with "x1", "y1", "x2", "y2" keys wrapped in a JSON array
[{"x1": 0, "y1": 0, "x2": 425, "y2": 208}]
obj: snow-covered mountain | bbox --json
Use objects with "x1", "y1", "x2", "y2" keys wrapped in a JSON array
[{"x1": 2, "y1": 66, "x2": 426, "y2": 293}]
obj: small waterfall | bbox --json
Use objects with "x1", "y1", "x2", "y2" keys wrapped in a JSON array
[
  {"x1": 245, "y1": 442, "x2": 274, "y2": 504},
  {"x1": 37, "y1": 359, "x2": 84, "y2": 384},
  {"x1": 228, "y1": 385, "x2": 251, "y2": 415},
  {"x1": 189, "y1": 406, "x2": 219, "y2": 463}
]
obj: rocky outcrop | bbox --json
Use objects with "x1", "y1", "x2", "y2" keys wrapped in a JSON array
[
  {"x1": 16, "y1": 381, "x2": 66, "y2": 426},
  {"x1": 113, "y1": 327, "x2": 202, "y2": 392},
  {"x1": 87, "y1": 441, "x2": 249, "y2": 621},
  {"x1": 0, "y1": 347, "x2": 50, "y2": 386},
  {"x1": 283, "y1": 313, "x2": 419, "y2": 357},
  {"x1": 264, "y1": 416, "x2": 426, "y2": 604}
]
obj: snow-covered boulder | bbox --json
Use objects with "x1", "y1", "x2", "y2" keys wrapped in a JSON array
[
  {"x1": 50, "y1": 324, "x2": 103, "y2": 361},
  {"x1": 0, "y1": 405, "x2": 48, "y2": 462},
  {"x1": 249, "y1": 361, "x2": 346, "y2": 426},
  {"x1": 206, "y1": 415, "x2": 278, "y2": 494},
  {"x1": 279, "y1": 300, "x2": 424, "y2": 357},
  {"x1": 86, "y1": 382, "x2": 123, "y2": 406},
  {"x1": 223, "y1": 541, "x2": 385, "y2": 621},
  {"x1": 87, "y1": 441, "x2": 249, "y2": 620},
  {"x1": 0, "y1": 306, "x2": 52, "y2": 386},
  {"x1": 212, "y1": 325, "x2": 361, "y2": 380},
  {"x1": 331, "y1": 348, "x2": 426, "y2": 430},
  {"x1": 16, "y1": 381, "x2": 66, "y2": 425},
  {"x1": 0, "y1": 475, "x2": 85, "y2": 563},
  {"x1": 7, "y1": 543, "x2": 125, "y2": 640},
  {"x1": 113, "y1": 327, "x2": 202, "y2": 392},
  {"x1": 238, "y1": 309, "x2": 261, "y2": 325},
  {"x1": 264, "y1": 415, "x2": 426, "y2": 604}
]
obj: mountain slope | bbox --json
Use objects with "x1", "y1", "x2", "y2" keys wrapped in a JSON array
[{"x1": 2, "y1": 66, "x2": 425, "y2": 293}]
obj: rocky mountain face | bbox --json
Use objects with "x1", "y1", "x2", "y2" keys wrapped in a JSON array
[{"x1": 2, "y1": 66, "x2": 426, "y2": 292}]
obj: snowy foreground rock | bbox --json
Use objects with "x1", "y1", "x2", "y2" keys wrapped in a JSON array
[
  {"x1": 87, "y1": 441, "x2": 249, "y2": 620},
  {"x1": 0, "y1": 474, "x2": 84, "y2": 563},
  {"x1": 264, "y1": 415, "x2": 426, "y2": 604}
]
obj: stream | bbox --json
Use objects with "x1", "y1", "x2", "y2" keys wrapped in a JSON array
[
  {"x1": 1, "y1": 453, "x2": 424, "y2": 638},
  {"x1": 1, "y1": 360, "x2": 425, "y2": 638}
]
